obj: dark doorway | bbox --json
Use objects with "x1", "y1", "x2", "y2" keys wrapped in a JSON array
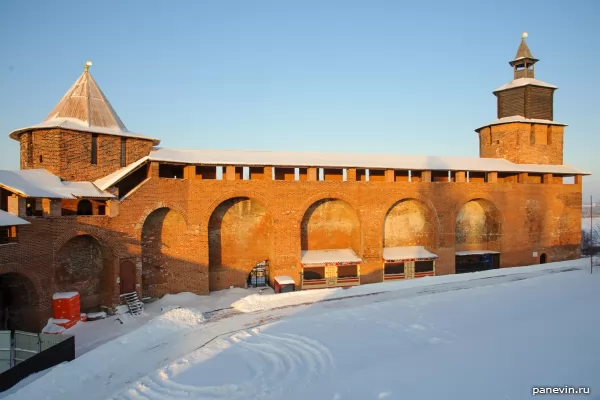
[
  {"x1": 0, "y1": 273, "x2": 38, "y2": 332},
  {"x1": 539, "y1": 253, "x2": 547, "y2": 264},
  {"x1": 456, "y1": 253, "x2": 501, "y2": 274},
  {"x1": 77, "y1": 200, "x2": 93, "y2": 216},
  {"x1": 120, "y1": 260, "x2": 137, "y2": 294}
]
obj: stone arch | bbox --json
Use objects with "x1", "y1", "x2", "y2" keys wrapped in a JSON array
[
  {"x1": 455, "y1": 198, "x2": 502, "y2": 251},
  {"x1": 208, "y1": 197, "x2": 272, "y2": 291},
  {"x1": 539, "y1": 253, "x2": 548, "y2": 264},
  {"x1": 55, "y1": 234, "x2": 112, "y2": 312},
  {"x1": 54, "y1": 226, "x2": 124, "y2": 257},
  {"x1": 135, "y1": 202, "x2": 189, "y2": 240},
  {"x1": 296, "y1": 192, "x2": 362, "y2": 228},
  {"x1": 77, "y1": 200, "x2": 93, "y2": 216},
  {"x1": 301, "y1": 198, "x2": 361, "y2": 254},
  {"x1": 203, "y1": 191, "x2": 273, "y2": 225},
  {"x1": 383, "y1": 198, "x2": 438, "y2": 249},
  {"x1": 0, "y1": 272, "x2": 39, "y2": 331},
  {"x1": 141, "y1": 207, "x2": 188, "y2": 297}
]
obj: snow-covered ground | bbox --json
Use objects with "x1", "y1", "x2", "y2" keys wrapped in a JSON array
[
  {"x1": 5, "y1": 259, "x2": 599, "y2": 400},
  {"x1": 68, "y1": 287, "x2": 273, "y2": 357}
]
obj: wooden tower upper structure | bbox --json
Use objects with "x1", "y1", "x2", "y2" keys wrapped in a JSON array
[{"x1": 476, "y1": 33, "x2": 567, "y2": 165}]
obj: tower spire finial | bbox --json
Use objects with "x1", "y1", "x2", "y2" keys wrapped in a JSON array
[
  {"x1": 84, "y1": 60, "x2": 92, "y2": 72},
  {"x1": 522, "y1": 32, "x2": 528, "y2": 40}
]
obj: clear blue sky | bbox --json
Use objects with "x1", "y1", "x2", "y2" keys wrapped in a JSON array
[{"x1": 0, "y1": 0, "x2": 598, "y2": 200}]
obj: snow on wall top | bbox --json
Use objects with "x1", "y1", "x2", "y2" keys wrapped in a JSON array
[
  {"x1": 493, "y1": 78, "x2": 557, "y2": 93},
  {"x1": 301, "y1": 249, "x2": 362, "y2": 265},
  {"x1": 475, "y1": 115, "x2": 567, "y2": 132},
  {"x1": 8, "y1": 118, "x2": 160, "y2": 145},
  {"x1": 147, "y1": 147, "x2": 589, "y2": 175},
  {"x1": 0, "y1": 209, "x2": 30, "y2": 227},
  {"x1": 383, "y1": 246, "x2": 438, "y2": 261},
  {"x1": 0, "y1": 169, "x2": 115, "y2": 199}
]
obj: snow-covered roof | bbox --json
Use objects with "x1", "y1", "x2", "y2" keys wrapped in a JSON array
[
  {"x1": 146, "y1": 148, "x2": 589, "y2": 176},
  {"x1": 0, "y1": 169, "x2": 115, "y2": 199},
  {"x1": 383, "y1": 246, "x2": 438, "y2": 261},
  {"x1": 7, "y1": 67, "x2": 159, "y2": 145},
  {"x1": 0, "y1": 210, "x2": 30, "y2": 227},
  {"x1": 455, "y1": 250, "x2": 500, "y2": 256},
  {"x1": 475, "y1": 115, "x2": 567, "y2": 132},
  {"x1": 94, "y1": 156, "x2": 149, "y2": 191},
  {"x1": 493, "y1": 78, "x2": 557, "y2": 93},
  {"x1": 274, "y1": 276, "x2": 295, "y2": 285},
  {"x1": 8, "y1": 118, "x2": 160, "y2": 145},
  {"x1": 301, "y1": 249, "x2": 362, "y2": 265}
]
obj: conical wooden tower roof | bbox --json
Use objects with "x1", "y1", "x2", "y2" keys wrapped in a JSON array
[
  {"x1": 44, "y1": 64, "x2": 128, "y2": 131},
  {"x1": 8, "y1": 63, "x2": 160, "y2": 144}
]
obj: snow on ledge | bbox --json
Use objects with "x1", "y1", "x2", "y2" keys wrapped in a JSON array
[
  {"x1": 475, "y1": 115, "x2": 567, "y2": 132},
  {"x1": 493, "y1": 78, "x2": 558, "y2": 92},
  {"x1": 455, "y1": 250, "x2": 501, "y2": 256}
]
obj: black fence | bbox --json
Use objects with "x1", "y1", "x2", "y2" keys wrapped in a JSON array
[{"x1": 0, "y1": 331, "x2": 75, "y2": 392}]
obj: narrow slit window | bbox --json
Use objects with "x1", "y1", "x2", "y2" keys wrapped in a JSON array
[
  {"x1": 120, "y1": 138, "x2": 127, "y2": 167},
  {"x1": 91, "y1": 134, "x2": 98, "y2": 165}
]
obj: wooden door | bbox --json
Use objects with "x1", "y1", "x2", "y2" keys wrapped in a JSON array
[{"x1": 119, "y1": 260, "x2": 137, "y2": 294}]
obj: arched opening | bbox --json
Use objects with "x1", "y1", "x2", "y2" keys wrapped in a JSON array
[
  {"x1": 77, "y1": 200, "x2": 93, "y2": 216},
  {"x1": 382, "y1": 199, "x2": 438, "y2": 280},
  {"x1": 301, "y1": 199, "x2": 361, "y2": 253},
  {"x1": 119, "y1": 260, "x2": 137, "y2": 294},
  {"x1": 208, "y1": 198, "x2": 271, "y2": 291},
  {"x1": 55, "y1": 235, "x2": 111, "y2": 312},
  {"x1": 455, "y1": 199, "x2": 501, "y2": 274},
  {"x1": 540, "y1": 253, "x2": 547, "y2": 264},
  {"x1": 383, "y1": 199, "x2": 436, "y2": 248},
  {"x1": 141, "y1": 208, "x2": 188, "y2": 298},
  {"x1": 300, "y1": 198, "x2": 361, "y2": 288},
  {"x1": 0, "y1": 273, "x2": 38, "y2": 332}
]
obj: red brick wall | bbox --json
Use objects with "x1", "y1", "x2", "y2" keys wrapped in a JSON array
[
  {"x1": 479, "y1": 123, "x2": 564, "y2": 164},
  {"x1": 18, "y1": 129, "x2": 154, "y2": 181},
  {"x1": 208, "y1": 198, "x2": 272, "y2": 291},
  {"x1": 0, "y1": 171, "x2": 584, "y2": 330}
]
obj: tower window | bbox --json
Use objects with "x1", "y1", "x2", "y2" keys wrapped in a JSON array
[
  {"x1": 547, "y1": 126, "x2": 552, "y2": 144},
  {"x1": 120, "y1": 138, "x2": 127, "y2": 167},
  {"x1": 27, "y1": 134, "x2": 33, "y2": 165},
  {"x1": 91, "y1": 134, "x2": 98, "y2": 165},
  {"x1": 39, "y1": 155, "x2": 43, "y2": 163},
  {"x1": 530, "y1": 126, "x2": 535, "y2": 145}
]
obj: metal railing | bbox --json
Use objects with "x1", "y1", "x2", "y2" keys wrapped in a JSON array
[{"x1": 0, "y1": 330, "x2": 75, "y2": 392}]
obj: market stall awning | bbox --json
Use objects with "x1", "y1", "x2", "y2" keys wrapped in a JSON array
[
  {"x1": 301, "y1": 249, "x2": 362, "y2": 266},
  {"x1": 383, "y1": 246, "x2": 438, "y2": 262}
]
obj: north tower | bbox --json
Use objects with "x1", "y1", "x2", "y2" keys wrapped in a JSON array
[{"x1": 476, "y1": 33, "x2": 566, "y2": 165}]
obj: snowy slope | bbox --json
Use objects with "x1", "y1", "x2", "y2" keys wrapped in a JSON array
[{"x1": 5, "y1": 259, "x2": 599, "y2": 400}]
